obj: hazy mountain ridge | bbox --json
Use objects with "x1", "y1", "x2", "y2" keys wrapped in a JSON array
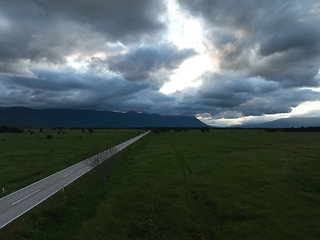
[
  {"x1": 0, "y1": 107, "x2": 208, "y2": 128},
  {"x1": 240, "y1": 117, "x2": 320, "y2": 128}
]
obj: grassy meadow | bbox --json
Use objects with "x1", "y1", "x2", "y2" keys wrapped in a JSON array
[
  {"x1": 0, "y1": 128, "x2": 140, "y2": 196},
  {"x1": 0, "y1": 129, "x2": 320, "y2": 239}
]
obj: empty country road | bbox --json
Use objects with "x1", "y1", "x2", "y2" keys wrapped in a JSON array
[{"x1": 0, "y1": 130, "x2": 150, "y2": 229}]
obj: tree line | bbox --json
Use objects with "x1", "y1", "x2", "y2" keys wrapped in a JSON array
[
  {"x1": 0, "y1": 125, "x2": 23, "y2": 133},
  {"x1": 265, "y1": 126, "x2": 320, "y2": 132}
]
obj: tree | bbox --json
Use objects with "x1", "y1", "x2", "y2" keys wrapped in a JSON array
[
  {"x1": 85, "y1": 147, "x2": 118, "y2": 196},
  {"x1": 88, "y1": 128, "x2": 94, "y2": 134},
  {"x1": 0, "y1": 125, "x2": 23, "y2": 133}
]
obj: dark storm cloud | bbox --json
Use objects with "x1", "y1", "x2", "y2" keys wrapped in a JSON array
[
  {"x1": 0, "y1": 0, "x2": 320, "y2": 124},
  {"x1": 107, "y1": 45, "x2": 196, "y2": 82},
  {"x1": 177, "y1": 0, "x2": 320, "y2": 87},
  {"x1": 171, "y1": 72, "x2": 320, "y2": 117},
  {"x1": 0, "y1": 69, "x2": 175, "y2": 113},
  {"x1": 0, "y1": 0, "x2": 166, "y2": 42},
  {"x1": 0, "y1": 0, "x2": 178, "y2": 115},
  {"x1": 259, "y1": 22, "x2": 320, "y2": 57},
  {"x1": 1, "y1": 71, "x2": 144, "y2": 98},
  {"x1": 0, "y1": 11, "x2": 83, "y2": 67},
  {"x1": 237, "y1": 88, "x2": 320, "y2": 116},
  {"x1": 0, "y1": 0, "x2": 167, "y2": 73},
  {"x1": 9, "y1": 72, "x2": 90, "y2": 91},
  {"x1": 192, "y1": 73, "x2": 278, "y2": 109}
]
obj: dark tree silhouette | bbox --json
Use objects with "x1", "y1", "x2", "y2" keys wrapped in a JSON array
[{"x1": 85, "y1": 147, "x2": 118, "y2": 196}]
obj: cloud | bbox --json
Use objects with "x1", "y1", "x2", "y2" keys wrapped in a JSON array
[
  {"x1": 0, "y1": 0, "x2": 320, "y2": 126},
  {"x1": 107, "y1": 45, "x2": 196, "y2": 82},
  {"x1": 0, "y1": 0, "x2": 167, "y2": 74},
  {"x1": 0, "y1": 68, "x2": 176, "y2": 113},
  {"x1": 259, "y1": 22, "x2": 320, "y2": 57},
  {"x1": 0, "y1": 0, "x2": 166, "y2": 42},
  {"x1": 177, "y1": 0, "x2": 320, "y2": 87},
  {"x1": 169, "y1": 72, "x2": 320, "y2": 117}
]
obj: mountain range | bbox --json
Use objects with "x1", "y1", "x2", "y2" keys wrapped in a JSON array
[
  {"x1": 240, "y1": 117, "x2": 320, "y2": 128},
  {"x1": 0, "y1": 107, "x2": 208, "y2": 128}
]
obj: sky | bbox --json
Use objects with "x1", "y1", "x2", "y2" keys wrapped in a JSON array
[{"x1": 0, "y1": 0, "x2": 320, "y2": 127}]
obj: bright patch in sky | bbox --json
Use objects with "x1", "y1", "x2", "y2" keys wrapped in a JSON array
[
  {"x1": 160, "y1": 0, "x2": 213, "y2": 94},
  {"x1": 160, "y1": 54, "x2": 212, "y2": 94},
  {"x1": 66, "y1": 55, "x2": 83, "y2": 70},
  {"x1": 165, "y1": 0, "x2": 205, "y2": 52},
  {"x1": 1, "y1": 0, "x2": 320, "y2": 127},
  {"x1": 291, "y1": 100, "x2": 320, "y2": 116},
  {"x1": 198, "y1": 100, "x2": 320, "y2": 127}
]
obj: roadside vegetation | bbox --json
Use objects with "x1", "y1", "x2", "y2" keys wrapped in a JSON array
[
  {"x1": 0, "y1": 128, "x2": 139, "y2": 196},
  {"x1": 1, "y1": 130, "x2": 320, "y2": 239}
]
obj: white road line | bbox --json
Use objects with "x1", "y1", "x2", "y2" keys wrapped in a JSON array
[
  {"x1": 0, "y1": 130, "x2": 151, "y2": 229},
  {"x1": 63, "y1": 171, "x2": 75, "y2": 178},
  {"x1": 12, "y1": 189, "x2": 41, "y2": 206}
]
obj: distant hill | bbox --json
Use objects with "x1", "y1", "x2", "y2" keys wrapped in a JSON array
[
  {"x1": 240, "y1": 117, "x2": 320, "y2": 128},
  {"x1": 0, "y1": 107, "x2": 208, "y2": 128}
]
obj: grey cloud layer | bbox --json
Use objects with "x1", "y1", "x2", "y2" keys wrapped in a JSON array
[
  {"x1": 178, "y1": 0, "x2": 320, "y2": 87},
  {"x1": 0, "y1": 0, "x2": 166, "y2": 42},
  {"x1": 0, "y1": 0, "x2": 320, "y2": 124},
  {"x1": 0, "y1": 0, "x2": 167, "y2": 70},
  {"x1": 0, "y1": 71, "x2": 168, "y2": 111},
  {"x1": 107, "y1": 45, "x2": 196, "y2": 82},
  {"x1": 170, "y1": 73, "x2": 320, "y2": 117}
]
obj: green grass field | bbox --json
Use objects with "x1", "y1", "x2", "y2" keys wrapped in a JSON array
[
  {"x1": 0, "y1": 129, "x2": 140, "y2": 196},
  {"x1": 1, "y1": 130, "x2": 320, "y2": 239}
]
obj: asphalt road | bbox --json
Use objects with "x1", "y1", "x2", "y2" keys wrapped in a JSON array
[{"x1": 0, "y1": 130, "x2": 150, "y2": 229}]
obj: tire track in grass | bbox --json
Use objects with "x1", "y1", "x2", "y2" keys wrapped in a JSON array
[{"x1": 166, "y1": 138, "x2": 215, "y2": 238}]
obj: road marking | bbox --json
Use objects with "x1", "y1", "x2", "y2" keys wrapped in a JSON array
[
  {"x1": 12, "y1": 189, "x2": 41, "y2": 206},
  {"x1": 0, "y1": 130, "x2": 151, "y2": 229},
  {"x1": 63, "y1": 171, "x2": 75, "y2": 178}
]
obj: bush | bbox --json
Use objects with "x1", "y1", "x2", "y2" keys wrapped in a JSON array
[
  {"x1": 88, "y1": 129, "x2": 94, "y2": 134},
  {"x1": 46, "y1": 134, "x2": 53, "y2": 139},
  {"x1": 0, "y1": 125, "x2": 23, "y2": 133}
]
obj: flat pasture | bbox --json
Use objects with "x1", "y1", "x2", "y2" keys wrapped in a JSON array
[
  {"x1": 0, "y1": 129, "x2": 139, "y2": 195},
  {"x1": 1, "y1": 130, "x2": 320, "y2": 239}
]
